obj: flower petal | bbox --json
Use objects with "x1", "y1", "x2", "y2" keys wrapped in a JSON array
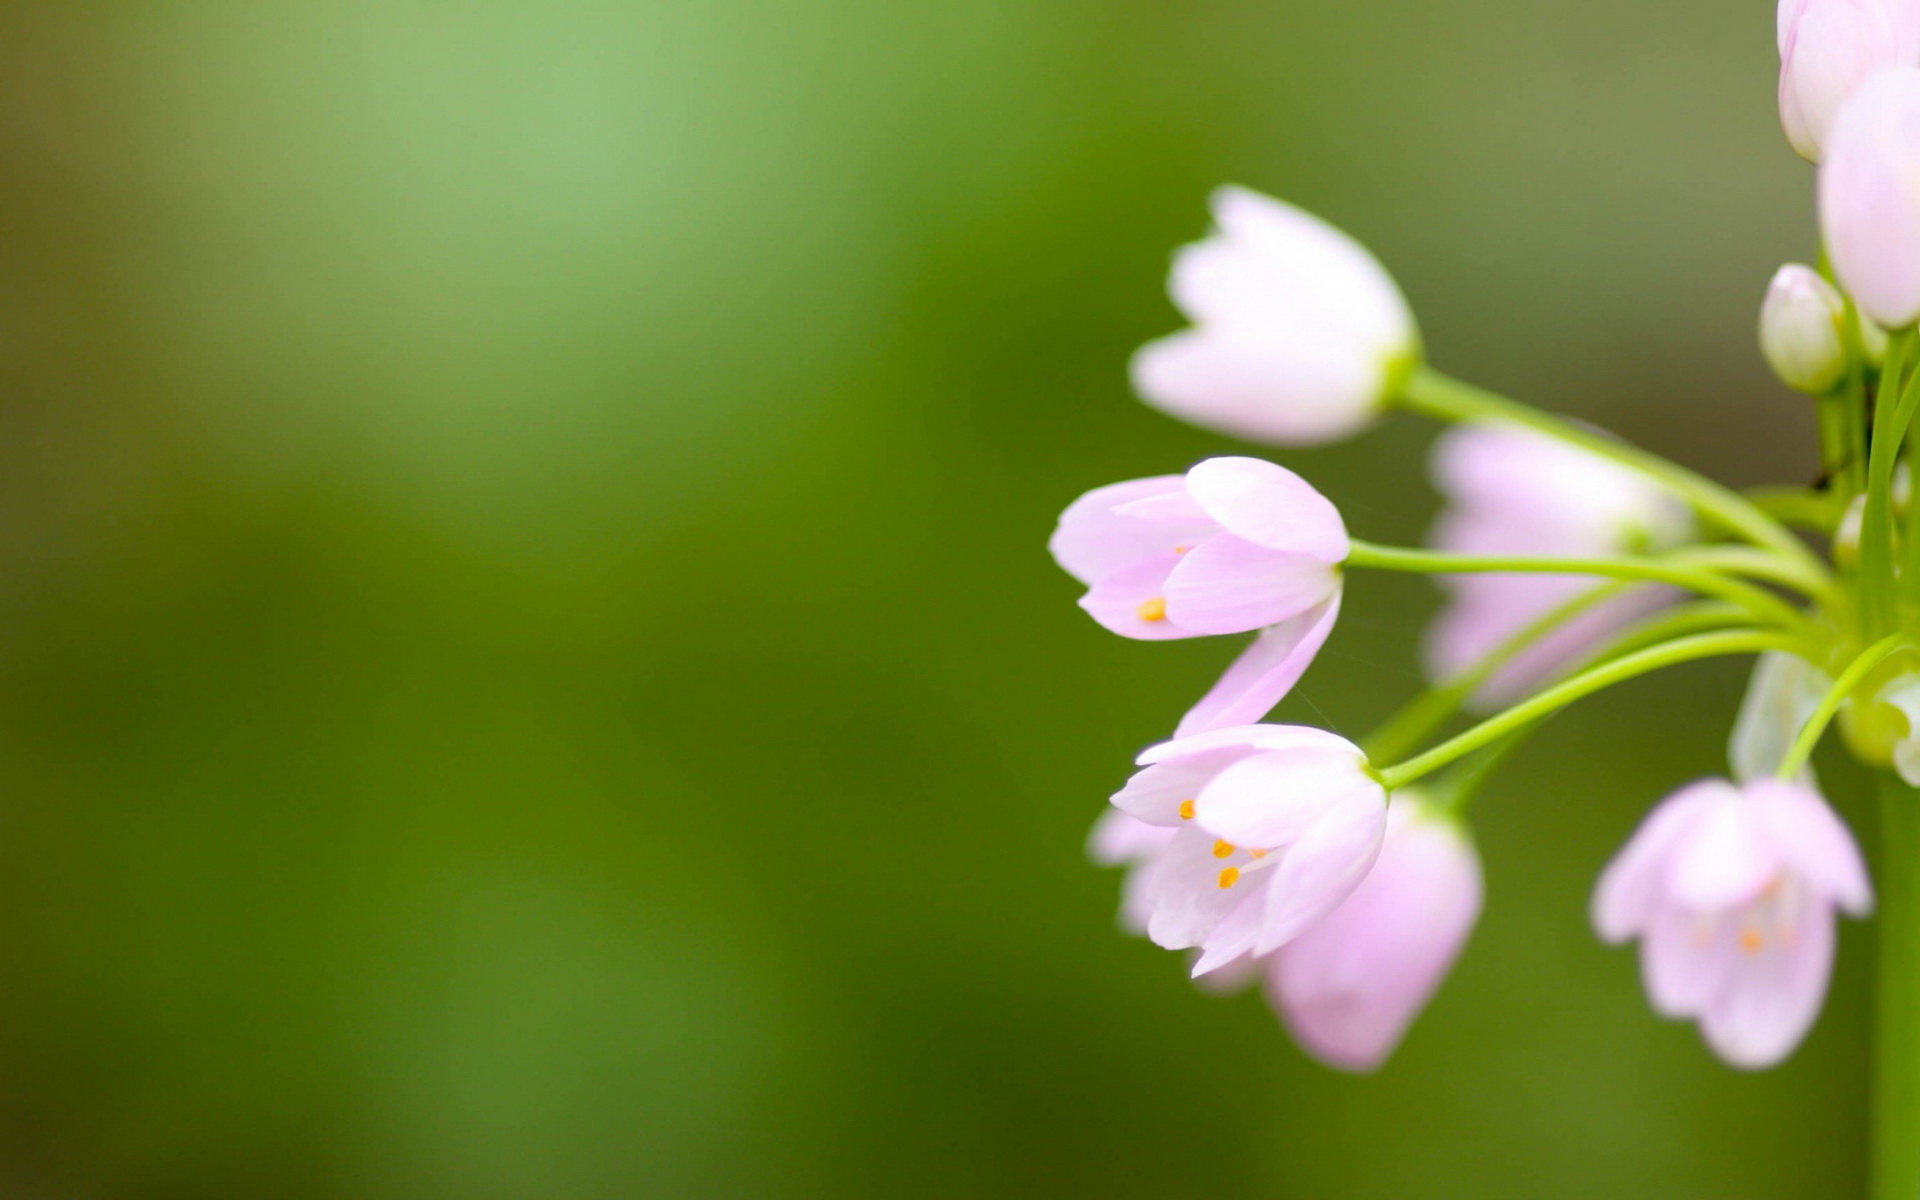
[
  {"x1": 1048, "y1": 476, "x2": 1198, "y2": 586},
  {"x1": 1143, "y1": 826, "x2": 1260, "y2": 951},
  {"x1": 1639, "y1": 906, "x2": 1729, "y2": 1018},
  {"x1": 1667, "y1": 782, "x2": 1780, "y2": 912},
  {"x1": 1592, "y1": 782, "x2": 1718, "y2": 941},
  {"x1": 1164, "y1": 536, "x2": 1339, "y2": 635},
  {"x1": 1111, "y1": 747, "x2": 1262, "y2": 826},
  {"x1": 1173, "y1": 593, "x2": 1342, "y2": 737},
  {"x1": 1250, "y1": 788, "x2": 1389, "y2": 954},
  {"x1": 1746, "y1": 779, "x2": 1874, "y2": 915},
  {"x1": 1190, "y1": 740, "x2": 1377, "y2": 849},
  {"x1": 1131, "y1": 329, "x2": 1385, "y2": 446},
  {"x1": 1078, "y1": 554, "x2": 1200, "y2": 641},
  {"x1": 1182, "y1": 457, "x2": 1348, "y2": 561},
  {"x1": 1698, "y1": 900, "x2": 1837, "y2": 1069}
]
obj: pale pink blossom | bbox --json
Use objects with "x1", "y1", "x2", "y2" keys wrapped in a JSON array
[
  {"x1": 1593, "y1": 778, "x2": 1872, "y2": 1068},
  {"x1": 1779, "y1": 0, "x2": 1920, "y2": 161},
  {"x1": 1131, "y1": 186, "x2": 1418, "y2": 445},
  {"x1": 1265, "y1": 792, "x2": 1482, "y2": 1072},
  {"x1": 1423, "y1": 424, "x2": 1695, "y2": 708},
  {"x1": 1108, "y1": 725, "x2": 1388, "y2": 976},
  {"x1": 1820, "y1": 66, "x2": 1920, "y2": 328},
  {"x1": 1050, "y1": 457, "x2": 1348, "y2": 732}
]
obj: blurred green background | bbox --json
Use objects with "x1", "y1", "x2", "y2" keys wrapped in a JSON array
[{"x1": 0, "y1": 1, "x2": 1869, "y2": 1196}]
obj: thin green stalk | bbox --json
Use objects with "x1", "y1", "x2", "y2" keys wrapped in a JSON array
[
  {"x1": 1399, "y1": 368, "x2": 1819, "y2": 570},
  {"x1": 1361, "y1": 581, "x2": 1634, "y2": 764},
  {"x1": 1745, "y1": 485, "x2": 1842, "y2": 535},
  {"x1": 1376, "y1": 630, "x2": 1797, "y2": 789},
  {"x1": 1582, "y1": 601, "x2": 1752, "y2": 663},
  {"x1": 1873, "y1": 771, "x2": 1920, "y2": 1200},
  {"x1": 1345, "y1": 540, "x2": 1816, "y2": 639},
  {"x1": 1858, "y1": 333, "x2": 1915, "y2": 635},
  {"x1": 1775, "y1": 633, "x2": 1909, "y2": 780}
]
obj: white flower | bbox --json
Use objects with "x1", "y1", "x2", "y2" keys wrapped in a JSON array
[{"x1": 1131, "y1": 186, "x2": 1418, "y2": 445}]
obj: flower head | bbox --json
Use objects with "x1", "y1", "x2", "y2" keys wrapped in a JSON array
[
  {"x1": 1108, "y1": 725, "x2": 1388, "y2": 976},
  {"x1": 1820, "y1": 65, "x2": 1920, "y2": 328},
  {"x1": 1265, "y1": 792, "x2": 1482, "y2": 1072},
  {"x1": 1423, "y1": 424, "x2": 1695, "y2": 708},
  {"x1": 1131, "y1": 186, "x2": 1418, "y2": 445},
  {"x1": 1593, "y1": 778, "x2": 1872, "y2": 1068},
  {"x1": 1779, "y1": 0, "x2": 1920, "y2": 161}
]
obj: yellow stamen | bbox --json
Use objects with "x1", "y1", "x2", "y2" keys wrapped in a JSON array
[
  {"x1": 1173, "y1": 545, "x2": 1189, "y2": 555},
  {"x1": 1249, "y1": 848, "x2": 1268, "y2": 859},
  {"x1": 1177, "y1": 799, "x2": 1196, "y2": 820},
  {"x1": 1217, "y1": 867, "x2": 1240, "y2": 889},
  {"x1": 1739, "y1": 927, "x2": 1764, "y2": 955},
  {"x1": 1137, "y1": 597, "x2": 1167, "y2": 622},
  {"x1": 1212, "y1": 840, "x2": 1234, "y2": 859}
]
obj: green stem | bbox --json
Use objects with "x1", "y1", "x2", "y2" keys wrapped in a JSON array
[
  {"x1": 1874, "y1": 771, "x2": 1920, "y2": 1200},
  {"x1": 1376, "y1": 630, "x2": 1797, "y2": 789},
  {"x1": 1362, "y1": 581, "x2": 1635, "y2": 764},
  {"x1": 1399, "y1": 368, "x2": 1818, "y2": 570},
  {"x1": 1859, "y1": 333, "x2": 1915, "y2": 635},
  {"x1": 1345, "y1": 540, "x2": 1815, "y2": 637},
  {"x1": 1775, "y1": 633, "x2": 1910, "y2": 780},
  {"x1": 1426, "y1": 720, "x2": 1547, "y2": 817}
]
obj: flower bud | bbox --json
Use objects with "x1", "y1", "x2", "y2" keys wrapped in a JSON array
[
  {"x1": 1778, "y1": 0, "x2": 1920, "y2": 162},
  {"x1": 1759, "y1": 265, "x2": 1849, "y2": 393},
  {"x1": 1820, "y1": 67, "x2": 1920, "y2": 328},
  {"x1": 1835, "y1": 491, "x2": 1866, "y2": 567}
]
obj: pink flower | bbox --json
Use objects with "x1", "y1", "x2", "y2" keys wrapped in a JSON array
[
  {"x1": 1108, "y1": 725, "x2": 1388, "y2": 976},
  {"x1": 1592, "y1": 778, "x2": 1873, "y2": 1069},
  {"x1": 1050, "y1": 456, "x2": 1348, "y2": 732},
  {"x1": 1423, "y1": 423, "x2": 1694, "y2": 708},
  {"x1": 1778, "y1": 0, "x2": 1920, "y2": 161},
  {"x1": 1820, "y1": 66, "x2": 1920, "y2": 328},
  {"x1": 1131, "y1": 186, "x2": 1418, "y2": 445},
  {"x1": 1264, "y1": 792, "x2": 1482, "y2": 1072}
]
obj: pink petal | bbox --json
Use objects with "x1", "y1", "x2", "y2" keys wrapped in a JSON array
[
  {"x1": 1048, "y1": 476, "x2": 1196, "y2": 586},
  {"x1": 1078, "y1": 555, "x2": 1200, "y2": 641},
  {"x1": 1110, "y1": 747, "x2": 1262, "y2": 826},
  {"x1": 1174, "y1": 593, "x2": 1342, "y2": 737},
  {"x1": 1698, "y1": 900, "x2": 1837, "y2": 1069},
  {"x1": 1639, "y1": 906, "x2": 1729, "y2": 1018},
  {"x1": 1163, "y1": 535, "x2": 1339, "y2": 635},
  {"x1": 1266, "y1": 803, "x2": 1481, "y2": 1071},
  {"x1": 1182, "y1": 457, "x2": 1348, "y2": 561},
  {"x1": 1668, "y1": 784, "x2": 1781, "y2": 912},
  {"x1": 1250, "y1": 788, "x2": 1388, "y2": 954},
  {"x1": 1086, "y1": 809, "x2": 1178, "y2": 866},
  {"x1": 1191, "y1": 740, "x2": 1378, "y2": 849},
  {"x1": 1135, "y1": 723, "x2": 1335, "y2": 766},
  {"x1": 1746, "y1": 779, "x2": 1874, "y2": 915},
  {"x1": 1143, "y1": 826, "x2": 1262, "y2": 951},
  {"x1": 1130, "y1": 329, "x2": 1384, "y2": 446},
  {"x1": 1592, "y1": 783, "x2": 1718, "y2": 942}
]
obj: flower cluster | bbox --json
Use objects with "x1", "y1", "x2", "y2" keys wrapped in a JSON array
[{"x1": 1050, "y1": 0, "x2": 1920, "y2": 1083}]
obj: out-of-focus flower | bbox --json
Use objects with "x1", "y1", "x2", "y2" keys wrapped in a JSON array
[
  {"x1": 1109, "y1": 725, "x2": 1388, "y2": 976},
  {"x1": 1779, "y1": 0, "x2": 1920, "y2": 161},
  {"x1": 1820, "y1": 66, "x2": 1920, "y2": 327},
  {"x1": 1264, "y1": 792, "x2": 1482, "y2": 1072},
  {"x1": 1422, "y1": 424, "x2": 1696, "y2": 708},
  {"x1": 1873, "y1": 675, "x2": 1920, "y2": 783},
  {"x1": 1759, "y1": 264, "x2": 1850, "y2": 393},
  {"x1": 1131, "y1": 186, "x2": 1418, "y2": 445},
  {"x1": 1592, "y1": 778, "x2": 1872, "y2": 1068},
  {"x1": 1729, "y1": 651, "x2": 1833, "y2": 784}
]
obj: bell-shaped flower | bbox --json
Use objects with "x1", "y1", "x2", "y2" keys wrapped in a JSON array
[
  {"x1": 1759, "y1": 264, "x2": 1850, "y2": 393},
  {"x1": 1086, "y1": 809, "x2": 1177, "y2": 936},
  {"x1": 1820, "y1": 66, "x2": 1920, "y2": 328},
  {"x1": 1423, "y1": 423, "x2": 1695, "y2": 709},
  {"x1": 1108, "y1": 725, "x2": 1388, "y2": 976},
  {"x1": 1729, "y1": 651, "x2": 1832, "y2": 785},
  {"x1": 1264, "y1": 791, "x2": 1482, "y2": 1072},
  {"x1": 1592, "y1": 778, "x2": 1872, "y2": 1069},
  {"x1": 1051, "y1": 457, "x2": 1349, "y2": 731},
  {"x1": 1131, "y1": 186, "x2": 1419, "y2": 445},
  {"x1": 1778, "y1": 0, "x2": 1920, "y2": 161}
]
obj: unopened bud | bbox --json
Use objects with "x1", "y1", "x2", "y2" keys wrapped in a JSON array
[
  {"x1": 1759, "y1": 265, "x2": 1848, "y2": 393},
  {"x1": 1836, "y1": 491, "x2": 1867, "y2": 568}
]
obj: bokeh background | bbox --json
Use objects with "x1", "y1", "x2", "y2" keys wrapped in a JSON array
[{"x1": 0, "y1": 1, "x2": 1868, "y2": 1196}]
